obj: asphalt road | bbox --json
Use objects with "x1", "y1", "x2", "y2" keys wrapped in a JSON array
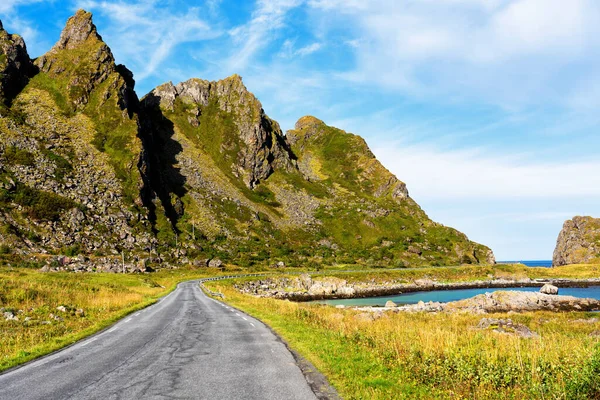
[{"x1": 0, "y1": 281, "x2": 318, "y2": 400}]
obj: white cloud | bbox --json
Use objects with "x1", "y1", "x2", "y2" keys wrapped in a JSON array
[
  {"x1": 3, "y1": 16, "x2": 38, "y2": 42},
  {"x1": 307, "y1": 0, "x2": 600, "y2": 109},
  {"x1": 278, "y1": 39, "x2": 322, "y2": 58},
  {"x1": 371, "y1": 141, "x2": 600, "y2": 200},
  {"x1": 295, "y1": 42, "x2": 321, "y2": 56}
]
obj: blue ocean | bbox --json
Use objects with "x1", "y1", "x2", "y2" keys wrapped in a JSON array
[{"x1": 498, "y1": 260, "x2": 553, "y2": 268}]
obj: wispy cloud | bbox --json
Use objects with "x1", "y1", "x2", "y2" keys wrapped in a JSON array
[
  {"x1": 226, "y1": 0, "x2": 302, "y2": 71},
  {"x1": 278, "y1": 39, "x2": 322, "y2": 58},
  {"x1": 75, "y1": 0, "x2": 219, "y2": 83}
]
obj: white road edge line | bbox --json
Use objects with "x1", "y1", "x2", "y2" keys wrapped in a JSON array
[
  {"x1": 107, "y1": 327, "x2": 117, "y2": 333},
  {"x1": 250, "y1": 322, "x2": 255, "y2": 327},
  {"x1": 124, "y1": 318, "x2": 132, "y2": 323},
  {"x1": 242, "y1": 317, "x2": 248, "y2": 321},
  {"x1": 80, "y1": 337, "x2": 98, "y2": 347}
]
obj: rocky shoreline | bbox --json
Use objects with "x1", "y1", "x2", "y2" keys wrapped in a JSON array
[
  {"x1": 235, "y1": 274, "x2": 600, "y2": 301},
  {"x1": 352, "y1": 291, "x2": 600, "y2": 315}
]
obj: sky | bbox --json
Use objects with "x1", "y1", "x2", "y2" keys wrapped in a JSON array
[{"x1": 1, "y1": 0, "x2": 599, "y2": 260}]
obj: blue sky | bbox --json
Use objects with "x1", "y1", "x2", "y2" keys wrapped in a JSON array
[{"x1": 2, "y1": 0, "x2": 599, "y2": 260}]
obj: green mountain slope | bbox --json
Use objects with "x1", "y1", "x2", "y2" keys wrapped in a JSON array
[
  {"x1": 142, "y1": 80, "x2": 494, "y2": 268},
  {"x1": 0, "y1": 11, "x2": 154, "y2": 271},
  {"x1": 0, "y1": 10, "x2": 495, "y2": 270}
]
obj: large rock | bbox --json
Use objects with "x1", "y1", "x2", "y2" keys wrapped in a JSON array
[
  {"x1": 442, "y1": 291, "x2": 600, "y2": 313},
  {"x1": 208, "y1": 258, "x2": 223, "y2": 268},
  {"x1": 307, "y1": 278, "x2": 350, "y2": 296},
  {"x1": 476, "y1": 318, "x2": 538, "y2": 338},
  {"x1": 553, "y1": 216, "x2": 600, "y2": 266},
  {"x1": 540, "y1": 284, "x2": 559, "y2": 295}
]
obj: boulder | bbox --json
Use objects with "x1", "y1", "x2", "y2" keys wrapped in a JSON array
[
  {"x1": 477, "y1": 318, "x2": 538, "y2": 338},
  {"x1": 297, "y1": 274, "x2": 313, "y2": 290},
  {"x1": 540, "y1": 284, "x2": 559, "y2": 295},
  {"x1": 208, "y1": 258, "x2": 223, "y2": 268},
  {"x1": 337, "y1": 286, "x2": 356, "y2": 296},
  {"x1": 385, "y1": 300, "x2": 397, "y2": 308},
  {"x1": 4, "y1": 311, "x2": 18, "y2": 321},
  {"x1": 193, "y1": 259, "x2": 210, "y2": 268}
]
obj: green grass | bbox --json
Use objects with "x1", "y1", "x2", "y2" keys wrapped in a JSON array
[
  {"x1": 3, "y1": 146, "x2": 35, "y2": 166},
  {"x1": 0, "y1": 182, "x2": 76, "y2": 221},
  {"x1": 208, "y1": 266, "x2": 600, "y2": 399},
  {"x1": 26, "y1": 73, "x2": 73, "y2": 116},
  {"x1": 40, "y1": 147, "x2": 73, "y2": 180}
]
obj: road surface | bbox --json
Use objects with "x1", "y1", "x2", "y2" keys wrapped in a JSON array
[{"x1": 0, "y1": 281, "x2": 318, "y2": 400}]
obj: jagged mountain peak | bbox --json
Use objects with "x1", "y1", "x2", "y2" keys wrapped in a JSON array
[
  {"x1": 33, "y1": 9, "x2": 135, "y2": 111},
  {"x1": 144, "y1": 74, "x2": 295, "y2": 188},
  {"x1": 146, "y1": 74, "x2": 258, "y2": 113},
  {"x1": 51, "y1": 9, "x2": 101, "y2": 51},
  {"x1": 287, "y1": 117, "x2": 410, "y2": 201}
]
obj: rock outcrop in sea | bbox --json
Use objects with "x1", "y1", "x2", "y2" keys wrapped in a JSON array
[{"x1": 553, "y1": 216, "x2": 600, "y2": 266}]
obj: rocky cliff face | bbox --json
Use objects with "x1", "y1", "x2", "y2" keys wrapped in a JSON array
[
  {"x1": 0, "y1": 10, "x2": 495, "y2": 270},
  {"x1": 0, "y1": 21, "x2": 35, "y2": 106},
  {"x1": 143, "y1": 75, "x2": 294, "y2": 189},
  {"x1": 553, "y1": 216, "x2": 600, "y2": 266}
]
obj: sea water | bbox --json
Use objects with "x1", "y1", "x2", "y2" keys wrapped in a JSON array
[
  {"x1": 318, "y1": 286, "x2": 600, "y2": 307},
  {"x1": 498, "y1": 260, "x2": 553, "y2": 267}
]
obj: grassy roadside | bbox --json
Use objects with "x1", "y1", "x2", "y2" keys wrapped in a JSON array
[
  {"x1": 207, "y1": 264, "x2": 600, "y2": 399},
  {"x1": 0, "y1": 267, "x2": 219, "y2": 372}
]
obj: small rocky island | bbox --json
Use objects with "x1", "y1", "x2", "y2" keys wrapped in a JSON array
[{"x1": 553, "y1": 216, "x2": 600, "y2": 266}]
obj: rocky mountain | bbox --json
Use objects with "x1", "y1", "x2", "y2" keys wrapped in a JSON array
[
  {"x1": 553, "y1": 216, "x2": 600, "y2": 266},
  {"x1": 0, "y1": 10, "x2": 495, "y2": 271}
]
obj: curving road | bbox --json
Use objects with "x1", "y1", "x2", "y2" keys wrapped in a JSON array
[{"x1": 0, "y1": 281, "x2": 319, "y2": 400}]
